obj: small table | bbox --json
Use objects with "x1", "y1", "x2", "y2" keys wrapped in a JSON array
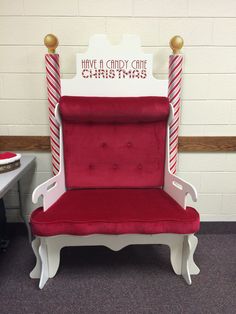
[{"x1": 0, "y1": 155, "x2": 36, "y2": 248}]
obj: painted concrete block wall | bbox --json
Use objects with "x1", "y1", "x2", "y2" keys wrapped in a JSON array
[{"x1": 0, "y1": 0, "x2": 235, "y2": 221}]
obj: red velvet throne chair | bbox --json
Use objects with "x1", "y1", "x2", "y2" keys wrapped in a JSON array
[{"x1": 29, "y1": 35, "x2": 200, "y2": 289}]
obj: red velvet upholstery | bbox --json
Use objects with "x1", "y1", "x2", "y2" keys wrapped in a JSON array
[
  {"x1": 31, "y1": 189, "x2": 200, "y2": 236},
  {"x1": 60, "y1": 96, "x2": 169, "y2": 123},
  {"x1": 60, "y1": 96, "x2": 169, "y2": 189},
  {"x1": 31, "y1": 96, "x2": 200, "y2": 237}
]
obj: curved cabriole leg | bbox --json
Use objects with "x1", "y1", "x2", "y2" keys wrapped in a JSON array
[
  {"x1": 30, "y1": 237, "x2": 41, "y2": 279},
  {"x1": 181, "y1": 235, "x2": 191, "y2": 285},
  {"x1": 47, "y1": 242, "x2": 61, "y2": 278},
  {"x1": 188, "y1": 234, "x2": 200, "y2": 275},
  {"x1": 39, "y1": 238, "x2": 49, "y2": 289}
]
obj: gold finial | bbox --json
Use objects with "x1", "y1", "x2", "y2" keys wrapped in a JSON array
[
  {"x1": 44, "y1": 34, "x2": 59, "y2": 53},
  {"x1": 169, "y1": 35, "x2": 184, "y2": 54}
]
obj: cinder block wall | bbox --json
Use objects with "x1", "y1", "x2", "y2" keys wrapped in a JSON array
[{"x1": 0, "y1": 0, "x2": 235, "y2": 221}]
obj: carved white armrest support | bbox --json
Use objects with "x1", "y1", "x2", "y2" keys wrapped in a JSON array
[
  {"x1": 164, "y1": 172, "x2": 197, "y2": 209},
  {"x1": 32, "y1": 173, "x2": 65, "y2": 211},
  {"x1": 32, "y1": 102, "x2": 66, "y2": 211}
]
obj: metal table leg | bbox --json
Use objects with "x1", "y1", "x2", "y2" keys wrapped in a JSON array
[
  {"x1": 18, "y1": 181, "x2": 32, "y2": 243},
  {"x1": 0, "y1": 198, "x2": 9, "y2": 251}
]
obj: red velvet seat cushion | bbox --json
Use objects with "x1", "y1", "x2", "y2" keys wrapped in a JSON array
[{"x1": 30, "y1": 189, "x2": 200, "y2": 236}]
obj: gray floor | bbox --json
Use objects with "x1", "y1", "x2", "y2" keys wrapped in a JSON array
[{"x1": 0, "y1": 224, "x2": 235, "y2": 314}]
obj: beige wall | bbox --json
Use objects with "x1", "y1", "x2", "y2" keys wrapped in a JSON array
[{"x1": 0, "y1": 0, "x2": 236, "y2": 221}]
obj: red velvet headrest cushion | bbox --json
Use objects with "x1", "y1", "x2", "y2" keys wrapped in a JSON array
[{"x1": 59, "y1": 96, "x2": 169, "y2": 123}]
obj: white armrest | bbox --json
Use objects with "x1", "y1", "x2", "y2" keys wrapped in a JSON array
[
  {"x1": 164, "y1": 171, "x2": 198, "y2": 209},
  {"x1": 32, "y1": 103, "x2": 66, "y2": 211},
  {"x1": 32, "y1": 173, "x2": 65, "y2": 211}
]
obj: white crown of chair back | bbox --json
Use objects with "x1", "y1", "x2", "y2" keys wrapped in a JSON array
[{"x1": 61, "y1": 34, "x2": 168, "y2": 97}]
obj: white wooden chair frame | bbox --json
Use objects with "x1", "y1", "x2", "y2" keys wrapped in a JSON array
[{"x1": 30, "y1": 35, "x2": 200, "y2": 289}]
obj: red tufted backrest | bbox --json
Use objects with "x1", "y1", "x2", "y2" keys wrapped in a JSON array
[{"x1": 59, "y1": 96, "x2": 170, "y2": 189}]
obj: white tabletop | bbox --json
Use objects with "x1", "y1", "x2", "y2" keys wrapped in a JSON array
[{"x1": 0, "y1": 155, "x2": 36, "y2": 199}]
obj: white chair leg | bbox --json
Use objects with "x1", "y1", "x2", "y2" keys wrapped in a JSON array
[
  {"x1": 188, "y1": 234, "x2": 200, "y2": 275},
  {"x1": 47, "y1": 242, "x2": 61, "y2": 278},
  {"x1": 30, "y1": 237, "x2": 41, "y2": 279},
  {"x1": 181, "y1": 235, "x2": 191, "y2": 285},
  {"x1": 169, "y1": 237, "x2": 183, "y2": 275},
  {"x1": 39, "y1": 238, "x2": 49, "y2": 289}
]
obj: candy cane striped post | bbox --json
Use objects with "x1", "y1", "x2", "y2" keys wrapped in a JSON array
[
  {"x1": 168, "y1": 36, "x2": 184, "y2": 174},
  {"x1": 44, "y1": 34, "x2": 61, "y2": 175}
]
